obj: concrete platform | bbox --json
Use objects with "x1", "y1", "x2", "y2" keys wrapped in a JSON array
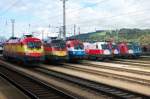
[{"x1": 0, "y1": 76, "x2": 29, "y2": 99}]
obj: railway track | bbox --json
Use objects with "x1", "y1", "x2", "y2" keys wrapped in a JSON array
[
  {"x1": 136, "y1": 56, "x2": 150, "y2": 60},
  {"x1": 0, "y1": 66, "x2": 74, "y2": 99},
  {"x1": 115, "y1": 59, "x2": 150, "y2": 64},
  {"x1": 40, "y1": 64, "x2": 150, "y2": 98},
  {"x1": 0, "y1": 59, "x2": 111, "y2": 99},
  {"x1": 63, "y1": 63, "x2": 150, "y2": 86},
  {"x1": 111, "y1": 60, "x2": 150, "y2": 67},
  {"x1": 0, "y1": 57, "x2": 150, "y2": 99},
  {"x1": 81, "y1": 61, "x2": 150, "y2": 75}
]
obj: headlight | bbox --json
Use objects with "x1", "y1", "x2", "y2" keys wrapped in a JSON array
[
  {"x1": 114, "y1": 49, "x2": 119, "y2": 54},
  {"x1": 72, "y1": 51, "x2": 76, "y2": 54},
  {"x1": 104, "y1": 50, "x2": 110, "y2": 55}
]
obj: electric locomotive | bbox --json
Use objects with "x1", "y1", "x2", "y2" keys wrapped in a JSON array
[
  {"x1": 118, "y1": 42, "x2": 142, "y2": 58},
  {"x1": 127, "y1": 43, "x2": 142, "y2": 58},
  {"x1": 142, "y1": 45, "x2": 150, "y2": 55},
  {"x1": 0, "y1": 39, "x2": 6, "y2": 54},
  {"x1": 107, "y1": 41, "x2": 120, "y2": 57},
  {"x1": 43, "y1": 37, "x2": 68, "y2": 62},
  {"x1": 66, "y1": 39, "x2": 86, "y2": 61},
  {"x1": 0, "y1": 42, "x2": 3, "y2": 54},
  {"x1": 3, "y1": 35, "x2": 44, "y2": 64},
  {"x1": 84, "y1": 41, "x2": 112, "y2": 60}
]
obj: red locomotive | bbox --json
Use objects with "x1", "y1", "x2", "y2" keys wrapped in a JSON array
[
  {"x1": 3, "y1": 35, "x2": 44, "y2": 64},
  {"x1": 84, "y1": 42, "x2": 112, "y2": 60},
  {"x1": 118, "y1": 42, "x2": 142, "y2": 58}
]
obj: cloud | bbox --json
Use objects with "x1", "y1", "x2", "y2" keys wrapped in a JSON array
[{"x1": 0, "y1": 0, "x2": 150, "y2": 38}]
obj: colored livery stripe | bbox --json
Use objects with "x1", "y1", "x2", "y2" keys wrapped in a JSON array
[{"x1": 86, "y1": 49, "x2": 104, "y2": 55}]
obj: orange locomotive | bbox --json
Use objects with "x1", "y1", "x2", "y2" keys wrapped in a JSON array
[
  {"x1": 43, "y1": 38, "x2": 68, "y2": 62},
  {"x1": 3, "y1": 35, "x2": 44, "y2": 64}
]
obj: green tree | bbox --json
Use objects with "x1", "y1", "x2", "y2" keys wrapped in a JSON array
[{"x1": 138, "y1": 34, "x2": 150, "y2": 45}]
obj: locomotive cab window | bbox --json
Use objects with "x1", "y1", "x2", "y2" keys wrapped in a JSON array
[
  {"x1": 74, "y1": 43, "x2": 84, "y2": 49},
  {"x1": 112, "y1": 45, "x2": 117, "y2": 49},
  {"x1": 102, "y1": 44, "x2": 109, "y2": 50},
  {"x1": 59, "y1": 42, "x2": 66, "y2": 49},
  {"x1": 51, "y1": 40, "x2": 66, "y2": 49},
  {"x1": 96, "y1": 44, "x2": 98, "y2": 49},
  {"x1": 27, "y1": 42, "x2": 42, "y2": 49}
]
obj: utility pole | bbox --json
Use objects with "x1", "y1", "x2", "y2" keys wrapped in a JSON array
[
  {"x1": 78, "y1": 27, "x2": 80, "y2": 35},
  {"x1": 47, "y1": 24, "x2": 51, "y2": 37},
  {"x1": 42, "y1": 30, "x2": 44, "y2": 41},
  {"x1": 74, "y1": 24, "x2": 76, "y2": 36},
  {"x1": 116, "y1": 29, "x2": 119, "y2": 43},
  {"x1": 28, "y1": 24, "x2": 31, "y2": 33},
  {"x1": 58, "y1": 27, "x2": 61, "y2": 39},
  {"x1": 11, "y1": 19, "x2": 15, "y2": 37},
  {"x1": 61, "y1": 0, "x2": 67, "y2": 40}
]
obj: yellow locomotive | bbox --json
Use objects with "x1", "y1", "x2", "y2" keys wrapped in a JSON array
[{"x1": 3, "y1": 35, "x2": 44, "y2": 64}]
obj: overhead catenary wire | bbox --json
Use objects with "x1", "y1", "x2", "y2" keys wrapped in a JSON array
[
  {"x1": 36, "y1": 0, "x2": 150, "y2": 35},
  {"x1": 46, "y1": 0, "x2": 110, "y2": 21},
  {"x1": 66, "y1": 0, "x2": 110, "y2": 14},
  {"x1": 66, "y1": 12, "x2": 150, "y2": 35},
  {"x1": 20, "y1": 0, "x2": 144, "y2": 30},
  {"x1": 0, "y1": 0, "x2": 21, "y2": 16},
  {"x1": 66, "y1": 7, "x2": 150, "y2": 27},
  {"x1": 1, "y1": 0, "x2": 149, "y2": 37},
  {"x1": 48, "y1": 0, "x2": 142, "y2": 21}
]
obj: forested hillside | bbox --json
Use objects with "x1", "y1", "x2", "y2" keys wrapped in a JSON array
[{"x1": 72, "y1": 28, "x2": 150, "y2": 45}]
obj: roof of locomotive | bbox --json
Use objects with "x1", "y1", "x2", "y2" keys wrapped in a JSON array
[
  {"x1": 66, "y1": 38, "x2": 77, "y2": 41},
  {"x1": 6, "y1": 36, "x2": 41, "y2": 44},
  {"x1": 95, "y1": 42, "x2": 107, "y2": 44},
  {"x1": 66, "y1": 39, "x2": 83, "y2": 45},
  {"x1": 21, "y1": 37, "x2": 41, "y2": 43},
  {"x1": 44, "y1": 38, "x2": 65, "y2": 44},
  {"x1": 51, "y1": 39, "x2": 65, "y2": 43},
  {"x1": 84, "y1": 41, "x2": 108, "y2": 45}
]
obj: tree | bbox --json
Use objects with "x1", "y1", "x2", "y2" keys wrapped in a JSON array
[{"x1": 139, "y1": 34, "x2": 150, "y2": 45}]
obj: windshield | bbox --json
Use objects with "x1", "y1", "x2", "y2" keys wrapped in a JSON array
[
  {"x1": 27, "y1": 42, "x2": 42, "y2": 49},
  {"x1": 51, "y1": 40, "x2": 66, "y2": 49},
  {"x1": 112, "y1": 44, "x2": 117, "y2": 49},
  {"x1": 133, "y1": 45, "x2": 141, "y2": 51},
  {"x1": 102, "y1": 44, "x2": 109, "y2": 49},
  {"x1": 74, "y1": 43, "x2": 84, "y2": 49}
]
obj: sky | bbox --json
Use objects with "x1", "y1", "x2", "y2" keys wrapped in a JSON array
[{"x1": 0, "y1": 0, "x2": 150, "y2": 39}]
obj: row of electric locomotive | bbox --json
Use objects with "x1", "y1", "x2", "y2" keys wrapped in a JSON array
[{"x1": 2, "y1": 35, "x2": 142, "y2": 64}]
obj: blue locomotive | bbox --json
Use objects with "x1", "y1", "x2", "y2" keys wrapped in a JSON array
[
  {"x1": 66, "y1": 39, "x2": 86, "y2": 62},
  {"x1": 127, "y1": 43, "x2": 142, "y2": 58}
]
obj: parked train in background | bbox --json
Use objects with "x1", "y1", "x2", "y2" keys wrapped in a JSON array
[
  {"x1": 0, "y1": 39, "x2": 6, "y2": 54},
  {"x1": 43, "y1": 37, "x2": 68, "y2": 62},
  {"x1": 66, "y1": 38, "x2": 86, "y2": 61},
  {"x1": 141, "y1": 45, "x2": 150, "y2": 55},
  {"x1": 117, "y1": 42, "x2": 142, "y2": 58},
  {"x1": 107, "y1": 41, "x2": 120, "y2": 57},
  {"x1": 0, "y1": 42, "x2": 3, "y2": 54},
  {"x1": 3, "y1": 35, "x2": 44, "y2": 64},
  {"x1": 84, "y1": 41, "x2": 112, "y2": 60}
]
